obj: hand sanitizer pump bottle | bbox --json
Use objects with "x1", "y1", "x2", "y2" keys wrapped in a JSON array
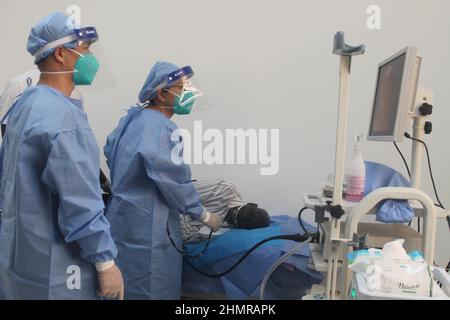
[{"x1": 345, "y1": 134, "x2": 366, "y2": 202}]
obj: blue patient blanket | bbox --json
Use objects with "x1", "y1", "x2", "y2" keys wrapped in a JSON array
[
  {"x1": 183, "y1": 216, "x2": 322, "y2": 300},
  {"x1": 364, "y1": 161, "x2": 414, "y2": 223}
]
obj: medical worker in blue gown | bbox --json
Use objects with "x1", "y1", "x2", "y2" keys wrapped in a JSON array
[
  {"x1": 0, "y1": 12, "x2": 124, "y2": 300},
  {"x1": 104, "y1": 62, "x2": 222, "y2": 300}
]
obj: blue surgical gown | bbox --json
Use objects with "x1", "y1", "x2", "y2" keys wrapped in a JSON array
[
  {"x1": 0, "y1": 85, "x2": 117, "y2": 299},
  {"x1": 104, "y1": 107, "x2": 204, "y2": 300}
]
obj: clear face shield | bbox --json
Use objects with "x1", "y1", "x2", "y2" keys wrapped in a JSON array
[
  {"x1": 73, "y1": 27, "x2": 116, "y2": 88},
  {"x1": 35, "y1": 26, "x2": 116, "y2": 89},
  {"x1": 151, "y1": 66, "x2": 210, "y2": 115}
]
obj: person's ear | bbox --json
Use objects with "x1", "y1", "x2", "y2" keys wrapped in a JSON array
[
  {"x1": 156, "y1": 88, "x2": 167, "y2": 103},
  {"x1": 53, "y1": 47, "x2": 66, "y2": 64}
]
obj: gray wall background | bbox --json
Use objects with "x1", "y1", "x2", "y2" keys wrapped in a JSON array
[{"x1": 1, "y1": 0, "x2": 449, "y2": 266}]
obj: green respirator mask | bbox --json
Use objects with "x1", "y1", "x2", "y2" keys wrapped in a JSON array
[
  {"x1": 71, "y1": 50, "x2": 100, "y2": 86},
  {"x1": 165, "y1": 89, "x2": 196, "y2": 115}
]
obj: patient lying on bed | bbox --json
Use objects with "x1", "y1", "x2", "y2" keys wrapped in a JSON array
[{"x1": 181, "y1": 179, "x2": 270, "y2": 243}]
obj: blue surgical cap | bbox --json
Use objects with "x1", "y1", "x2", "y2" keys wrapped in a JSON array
[
  {"x1": 27, "y1": 12, "x2": 78, "y2": 65},
  {"x1": 138, "y1": 61, "x2": 180, "y2": 103}
]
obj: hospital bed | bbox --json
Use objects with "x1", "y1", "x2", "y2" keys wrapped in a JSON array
[{"x1": 181, "y1": 215, "x2": 323, "y2": 300}]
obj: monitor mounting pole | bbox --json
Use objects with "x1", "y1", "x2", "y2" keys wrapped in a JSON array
[{"x1": 326, "y1": 32, "x2": 365, "y2": 300}]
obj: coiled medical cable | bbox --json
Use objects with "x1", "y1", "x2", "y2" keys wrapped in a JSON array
[
  {"x1": 259, "y1": 237, "x2": 311, "y2": 300},
  {"x1": 183, "y1": 233, "x2": 310, "y2": 278}
]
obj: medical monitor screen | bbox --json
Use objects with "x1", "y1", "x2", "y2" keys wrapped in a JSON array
[{"x1": 369, "y1": 53, "x2": 406, "y2": 137}]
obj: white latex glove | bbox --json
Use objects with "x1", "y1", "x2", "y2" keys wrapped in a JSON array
[{"x1": 201, "y1": 211, "x2": 222, "y2": 232}]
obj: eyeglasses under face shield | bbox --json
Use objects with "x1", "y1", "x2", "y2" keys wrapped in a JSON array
[{"x1": 154, "y1": 66, "x2": 208, "y2": 112}]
